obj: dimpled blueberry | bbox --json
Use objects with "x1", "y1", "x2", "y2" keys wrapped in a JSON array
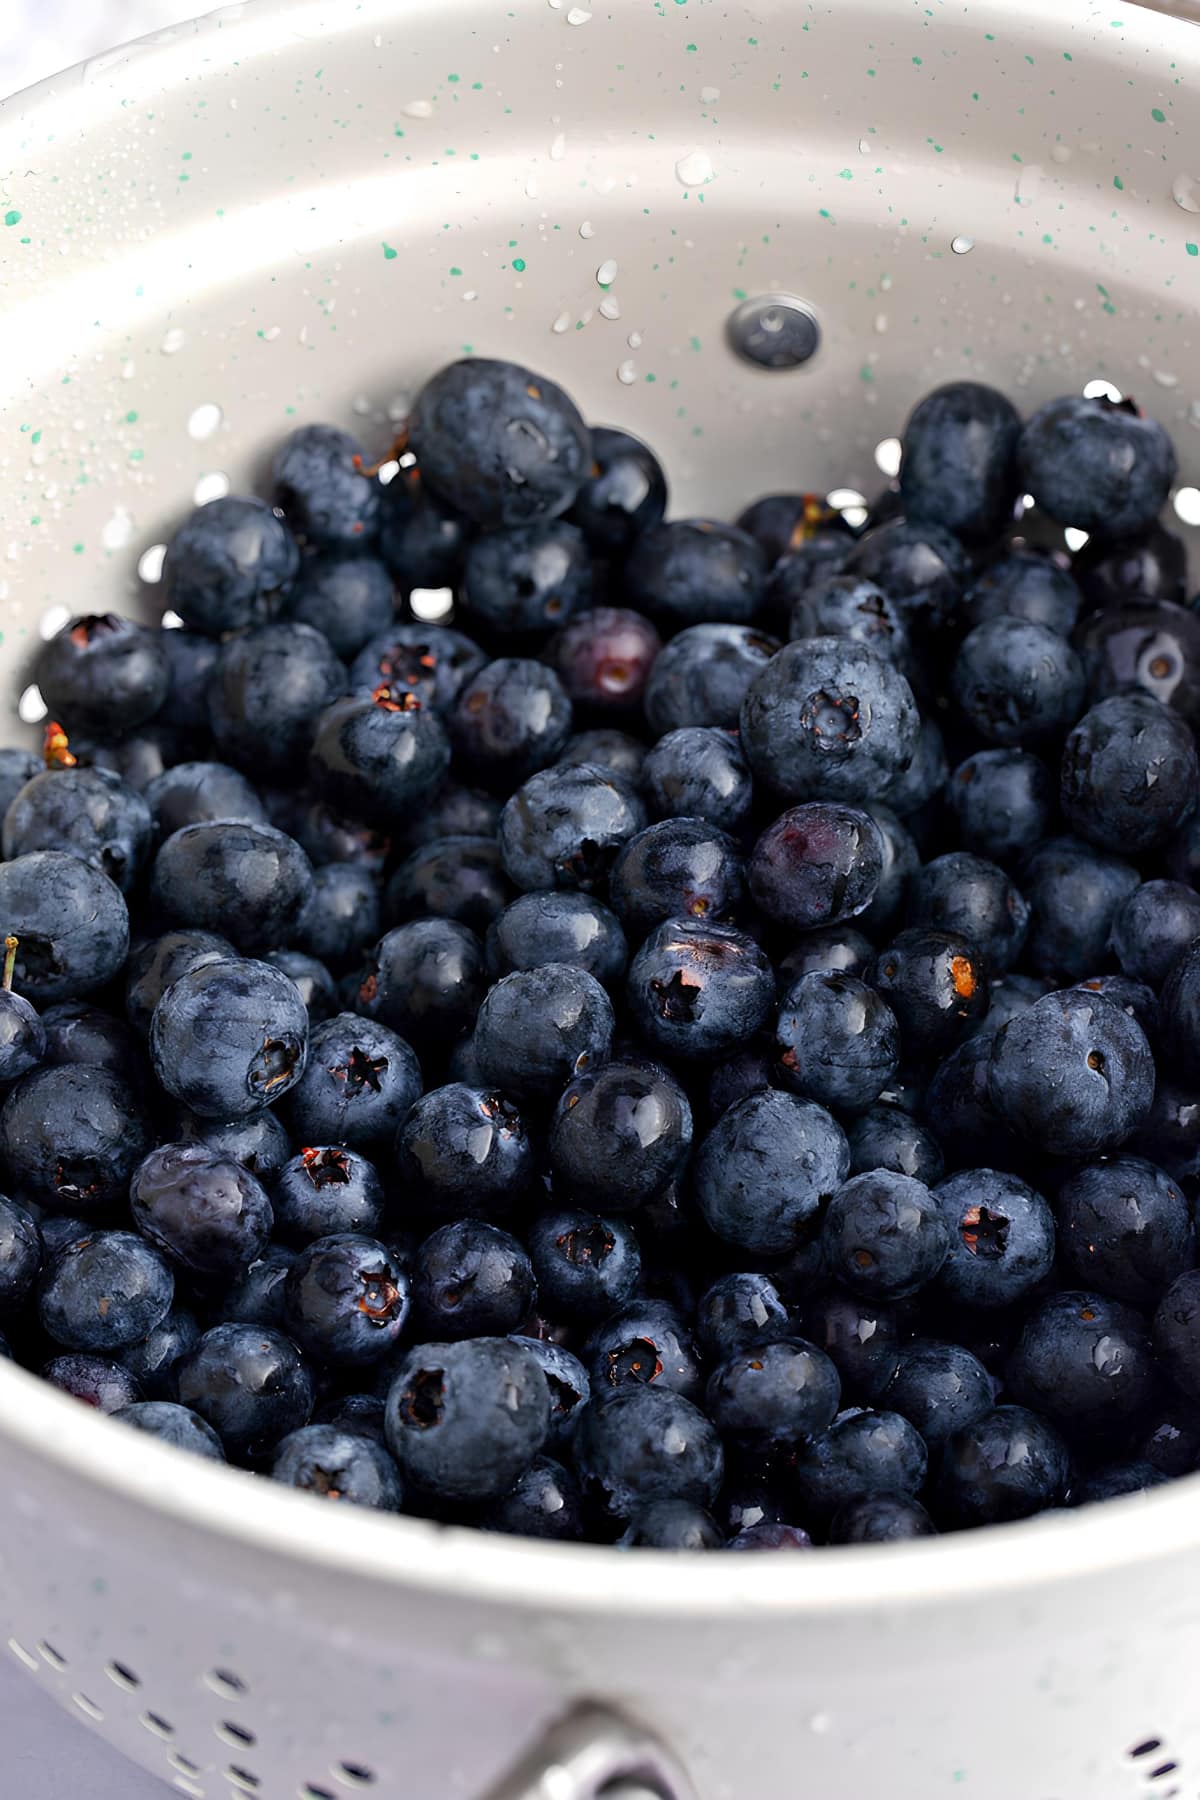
[
  {"x1": 906, "y1": 852, "x2": 1030, "y2": 978},
  {"x1": 288, "y1": 555, "x2": 395, "y2": 660},
  {"x1": 35, "y1": 613, "x2": 171, "y2": 739},
  {"x1": 152, "y1": 820, "x2": 314, "y2": 955},
  {"x1": 174, "y1": 1322, "x2": 314, "y2": 1462},
  {"x1": 936, "y1": 1406, "x2": 1069, "y2": 1527},
  {"x1": 1018, "y1": 393, "x2": 1177, "y2": 538},
  {"x1": 131, "y1": 1141, "x2": 273, "y2": 1277},
  {"x1": 961, "y1": 550, "x2": 1081, "y2": 638},
  {"x1": 568, "y1": 426, "x2": 668, "y2": 554},
  {"x1": 385, "y1": 1336, "x2": 551, "y2": 1501},
  {"x1": 39, "y1": 1230, "x2": 174, "y2": 1352},
  {"x1": 740, "y1": 638, "x2": 918, "y2": 804},
  {"x1": 397, "y1": 1084, "x2": 533, "y2": 1220},
  {"x1": 285, "y1": 1233, "x2": 410, "y2": 1367},
  {"x1": 498, "y1": 762, "x2": 647, "y2": 894},
  {"x1": 692, "y1": 1088, "x2": 849, "y2": 1256},
  {"x1": 1057, "y1": 1156, "x2": 1193, "y2": 1305},
  {"x1": 1021, "y1": 836, "x2": 1140, "y2": 984},
  {"x1": 899, "y1": 381, "x2": 1022, "y2": 543},
  {"x1": 150, "y1": 957, "x2": 309, "y2": 1119},
  {"x1": 163, "y1": 496, "x2": 300, "y2": 636},
  {"x1": 1075, "y1": 597, "x2": 1200, "y2": 731},
  {"x1": 953, "y1": 617, "x2": 1085, "y2": 747},
  {"x1": 271, "y1": 422, "x2": 381, "y2": 552},
  {"x1": 642, "y1": 727, "x2": 753, "y2": 833},
  {"x1": 486, "y1": 892, "x2": 628, "y2": 988},
  {"x1": 706, "y1": 1337, "x2": 841, "y2": 1449},
  {"x1": 609, "y1": 818, "x2": 745, "y2": 938},
  {"x1": 626, "y1": 919, "x2": 775, "y2": 1062},
  {"x1": 774, "y1": 973, "x2": 900, "y2": 1114},
  {"x1": 3, "y1": 767, "x2": 152, "y2": 895},
  {"x1": 988, "y1": 988, "x2": 1155, "y2": 1156},
  {"x1": 349, "y1": 623, "x2": 488, "y2": 713},
  {"x1": 271, "y1": 1423, "x2": 403, "y2": 1509},
  {"x1": 408, "y1": 357, "x2": 590, "y2": 528},
  {"x1": 0, "y1": 1065, "x2": 151, "y2": 1213},
  {"x1": 749, "y1": 803, "x2": 883, "y2": 932},
  {"x1": 573, "y1": 1386, "x2": 723, "y2": 1523},
  {"x1": 475, "y1": 964, "x2": 614, "y2": 1101},
  {"x1": 208, "y1": 622, "x2": 348, "y2": 784},
  {"x1": 946, "y1": 749, "x2": 1055, "y2": 866},
  {"x1": 282, "y1": 1013, "x2": 421, "y2": 1152},
  {"x1": 643, "y1": 623, "x2": 780, "y2": 736},
  {"x1": 821, "y1": 1171, "x2": 948, "y2": 1301},
  {"x1": 788, "y1": 574, "x2": 912, "y2": 669},
  {"x1": 871, "y1": 928, "x2": 990, "y2": 1060},
  {"x1": 462, "y1": 520, "x2": 592, "y2": 635},
  {"x1": 1060, "y1": 693, "x2": 1198, "y2": 855},
  {"x1": 625, "y1": 519, "x2": 768, "y2": 630},
  {"x1": 308, "y1": 692, "x2": 451, "y2": 826},
  {"x1": 0, "y1": 850, "x2": 129, "y2": 1003},
  {"x1": 932, "y1": 1168, "x2": 1056, "y2": 1309}
]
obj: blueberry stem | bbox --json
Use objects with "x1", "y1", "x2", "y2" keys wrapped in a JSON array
[{"x1": 2, "y1": 937, "x2": 17, "y2": 993}]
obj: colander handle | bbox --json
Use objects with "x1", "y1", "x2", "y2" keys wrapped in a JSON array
[{"x1": 479, "y1": 1702, "x2": 694, "y2": 1800}]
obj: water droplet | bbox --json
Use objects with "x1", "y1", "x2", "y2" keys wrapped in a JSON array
[
  {"x1": 1173, "y1": 486, "x2": 1200, "y2": 525},
  {"x1": 579, "y1": 220, "x2": 595, "y2": 239},
  {"x1": 161, "y1": 609, "x2": 185, "y2": 629},
  {"x1": 1083, "y1": 377, "x2": 1123, "y2": 401},
  {"x1": 1014, "y1": 163, "x2": 1042, "y2": 207},
  {"x1": 1171, "y1": 172, "x2": 1200, "y2": 213},
  {"x1": 1064, "y1": 526, "x2": 1090, "y2": 552},
  {"x1": 858, "y1": 137, "x2": 872, "y2": 155},
  {"x1": 160, "y1": 328, "x2": 185, "y2": 355},
  {"x1": 551, "y1": 311, "x2": 571, "y2": 333},
  {"x1": 410, "y1": 587, "x2": 454, "y2": 622},
  {"x1": 1051, "y1": 142, "x2": 1073, "y2": 165},
  {"x1": 39, "y1": 605, "x2": 70, "y2": 640},
  {"x1": 566, "y1": 5, "x2": 592, "y2": 22},
  {"x1": 461, "y1": 289, "x2": 478, "y2": 302},
  {"x1": 186, "y1": 401, "x2": 222, "y2": 442},
  {"x1": 402, "y1": 99, "x2": 433, "y2": 118},
  {"x1": 951, "y1": 234, "x2": 975, "y2": 255},
  {"x1": 627, "y1": 330, "x2": 644, "y2": 349},
  {"x1": 879, "y1": 273, "x2": 893, "y2": 291},
  {"x1": 524, "y1": 174, "x2": 539, "y2": 198},
  {"x1": 616, "y1": 360, "x2": 637, "y2": 384},
  {"x1": 193, "y1": 471, "x2": 231, "y2": 506},
  {"x1": 120, "y1": 360, "x2": 136, "y2": 381},
  {"x1": 674, "y1": 148, "x2": 714, "y2": 186},
  {"x1": 700, "y1": 85, "x2": 720, "y2": 103},
  {"x1": 873, "y1": 312, "x2": 889, "y2": 333},
  {"x1": 599, "y1": 294, "x2": 621, "y2": 320},
  {"x1": 596, "y1": 257, "x2": 619, "y2": 285},
  {"x1": 1153, "y1": 369, "x2": 1179, "y2": 389},
  {"x1": 137, "y1": 544, "x2": 167, "y2": 584},
  {"x1": 18, "y1": 684, "x2": 47, "y2": 724},
  {"x1": 100, "y1": 508, "x2": 135, "y2": 552},
  {"x1": 550, "y1": 132, "x2": 566, "y2": 161},
  {"x1": 874, "y1": 437, "x2": 902, "y2": 476}
]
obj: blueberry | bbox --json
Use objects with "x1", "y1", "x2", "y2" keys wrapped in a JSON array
[
  {"x1": 643, "y1": 622, "x2": 780, "y2": 737},
  {"x1": 222, "y1": 1245, "x2": 298, "y2": 1330},
  {"x1": 42, "y1": 998, "x2": 148, "y2": 1080},
  {"x1": 847, "y1": 1104, "x2": 945, "y2": 1186},
  {"x1": 397, "y1": 1084, "x2": 532, "y2": 1221},
  {"x1": 271, "y1": 1146, "x2": 384, "y2": 1245},
  {"x1": 131, "y1": 1142, "x2": 273, "y2": 1277},
  {"x1": 584, "y1": 1299, "x2": 702, "y2": 1402},
  {"x1": 703, "y1": 1043, "x2": 775, "y2": 1123},
  {"x1": 151, "y1": 957, "x2": 309, "y2": 1119},
  {"x1": 961, "y1": 548, "x2": 1081, "y2": 638},
  {"x1": 312, "y1": 1392, "x2": 388, "y2": 1444},
  {"x1": 748, "y1": 803, "x2": 883, "y2": 932},
  {"x1": 884, "y1": 1339, "x2": 993, "y2": 1454},
  {"x1": 379, "y1": 472, "x2": 473, "y2": 591},
  {"x1": 740, "y1": 638, "x2": 918, "y2": 805},
  {"x1": 163, "y1": 497, "x2": 300, "y2": 636},
  {"x1": 0, "y1": 850, "x2": 129, "y2": 1003},
  {"x1": 797, "y1": 1287, "x2": 903, "y2": 1404},
  {"x1": 0, "y1": 983, "x2": 44, "y2": 1085},
  {"x1": 609, "y1": 818, "x2": 744, "y2": 938},
  {"x1": 884, "y1": 713, "x2": 949, "y2": 821},
  {"x1": 0, "y1": 1065, "x2": 151, "y2": 1212},
  {"x1": 125, "y1": 931, "x2": 235, "y2": 1037},
  {"x1": 39, "y1": 1230, "x2": 173, "y2": 1352},
  {"x1": 1153, "y1": 1269, "x2": 1200, "y2": 1402},
  {"x1": 385, "y1": 1336, "x2": 551, "y2": 1501},
  {"x1": 1056, "y1": 1156, "x2": 1192, "y2": 1305},
  {"x1": 920, "y1": 1037, "x2": 1020, "y2": 1175},
  {"x1": 408, "y1": 357, "x2": 591, "y2": 528},
  {"x1": 1007, "y1": 1291, "x2": 1155, "y2": 1439},
  {"x1": 117, "y1": 1305, "x2": 200, "y2": 1400},
  {"x1": 172, "y1": 1106, "x2": 291, "y2": 1181},
  {"x1": 777, "y1": 926, "x2": 876, "y2": 986},
  {"x1": 726, "y1": 1522, "x2": 813, "y2": 1552},
  {"x1": 774, "y1": 972, "x2": 900, "y2": 1114},
  {"x1": 349, "y1": 623, "x2": 488, "y2": 713},
  {"x1": 474, "y1": 963, "x2": 613, "y2": 1102},
  {"x1": 144, "y1": 761, "x2": 268, "y2": 838},
  {"x1": 937, "y1": 1405, "x2": 1069, "y2": 1526},
  {"x1": 572, "y1": 1386, "x2": 723, "y2": 1524},
  {"x1": 1021, "y1": 836, "x2": 1139, "y2": 984},
  {"x1": 932, "y1": 1168, "x2": 1056, "y2": 1308},
  {"x1": 412, "y1": 1220, "x2": 534, "y2": 1339},
  {"x1": 462, "y1": 520, "x2": 592, "y2": 636},
  {"x1": 1018, "y1": 393, "x2": 1177, "y2": 537},
  {"x1": 175, "y1": 1322, "x2": 314, "y2": 1462},
  {"x1": 4, "y1": 766, "x2": 153, "y2": 895},
  {"x1": 946, "y1": 749, "x2": 1055, "y2": 866},
  {"x1": 0, "y1": 750, "x2": 42, "y2": 821},
  {"x1": 152, "y1": 820, "x2": 314, "y2": 954},
  {"x1": 625, "y1": 519, "x2": 768, "y2": 629},
  {"x1": 1136, "y1": 1393, "x2": 1200, "y2": 1477},
  {"x1": 842, "y1": 517, "x2": 971, "y2": 645},
  {"x1": 294, "y1": 798, "x2": 391, "y2": 872},
  {"x1": 296, "y1": 862, "x2": 381, "y2": 975},
  {"x1": 399, "y1": 782, "x2": 502, "y2": 852},
  {"x1": 284, "y1": 1233, "x2": 409, "y2": 1367},
  {"x1": 271, "y1": 423, "x2": 381, "y2": 553},
  {"x1": 548, "y1": 1059, "x2": 692, "y2": 1211},
  {"x1": 498, "y1": 762, "x2": 647, "y2": 893},
  {"x1": 483, "y1": 1456, "x2": 586, "y2": 1541},
  {"x1": 627, "y1": 918, "x2": 774, "y2": 1062},
  {"x1": 1074, "y1": 520, "x2": 1187, "y2": 611},
  {"x1": 118, "y1": 1401, "x2": 226, "y2": 1460},
  {"x1": 208, "y1": 621, "x2": 347, "y2": 783},
  {"x1": 641, "y1": 727, "x2": 752, "y2": 833},
  {"x1": 568, "y1": 426, "x2": 668, "y2": 554},
  {"x1": 829, "y1": 1493, "x2": 937, "y2": 1542},
  {"x1": 738, "y1": 494, "x2": 851, "y2": 567},
  {"x1": 386, "y1": 835, "x2": 511, "y2": 936},
  {"x1": 695, "y1": 1272, "x2": 791, "y2": 1362},
  {"x1": 1060, "y1": 693, "x2": 1198, "y2": 854},
  {"x1": 974, "y1": 973, "x2": 1054, "y2": 1041},
  {"x1": 855, "y1": 806, "x2": 920, "y2": 940},
  {"x1": 0, "y1": 1196, "x2": 41, "y2": 1316},
  {"x1": 486, "y1": 891, "x2": 628, "y2": 988},
  {"x1": 309, "y1": 691, "x2": 451, "y2": 826},
  {"x1": 790, "y1": 1410, "x2": 928, "y2": 1530},
  {"x1": 1075, "y1": 596, "x2": 1200, "y2": 730},
  {"x1": 35, "y1": 613, "x2": 170, "y2": 739},
  {"x1": 288, "y1": 555, "x2": 395, "y2": 660},
  {"x1": 988, "y1": 987, "x2": 1154, "y2": 1155},
  {"x1": 871, "y1": 927, "x2": 989, "y2": 1060},
  {"x1": 448, "y1": 657, "x2": 573, "y2": 788},
  {"x1": 616, "y1": 1499, "x2": 721, "y2": 1550},
  {"x1": 528, "y1": 1207, "x2": 640, "y2": 1326},
  {"x1": 707, "y1": 1338, "x2": 841, "y2": 1448},
  {"x1": 953, "y1": 617, "x2": 1085, "y2": 747},
  {"x1": 822, "y1": 1171, "x2": 948, "y2": 1302},
  {"x1": 899, "y1": 381, "x2": 1022, "y2": 543},
  {"x1": 556, "y1": 729, "x2": 647, "y2": 782},
  {"x1": 1157, "y1": 940, "x2": 1200, "y2": 1085},
  {"x1": 1072, "y1": 1460, "x2": 1167, "y2": 1506},
  {"x1": 284, "y1": 1012, "x2": 421, "y2": 1152},
  {"x1": 546, "y1": 606, "x2": 662, "y2": 718},
  {"x1": 271, "y1": 1422, "x2": 403, "y2": 1509},
  {"x1": 906, "y1": 852, "x2": 1030, "y2": 977},
  {"x1": 692, "y1": 1088, "x2": 849, "y2": 1256},
  {"x1": 1166, "y1": 814, "x2": 1200, "y2": 892},
  {"x1": 508, "y1": 1335, "x2": 591, "y2": 1447},
  {"x1": 788, "y1": 573, "x2": 913, "y2": 670},
  {"x1": 263, "y1": 951, "x2": 337, "y2": 1021},
  {"x1": 354, "y1": 918, "x2": 484, "y2": 1051},
  {"x1": 44, "y1": 1354, "x2": 142, "y2": 1413}
]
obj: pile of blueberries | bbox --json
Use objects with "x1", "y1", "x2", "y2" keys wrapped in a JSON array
[{"x1": 1, "y1": 358, "x2": 1199, "y2": 1553}]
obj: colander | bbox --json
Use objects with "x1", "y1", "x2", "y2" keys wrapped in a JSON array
[{"x1": 2, "y1": 1, "x2": 1200, "y2": 1796}]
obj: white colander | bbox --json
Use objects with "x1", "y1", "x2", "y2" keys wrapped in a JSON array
[{"x1": 1, "y1": 2, "x2": 1200, "y2": 1796}]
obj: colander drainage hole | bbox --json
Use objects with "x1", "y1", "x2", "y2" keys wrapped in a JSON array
[
  {"x1": 216, "y1": 1721, "x2": 257, "y2": 1749},
  {"x1": 170, "y1": 1753, "x2": 202, "y2": 1776},
  {"x1": 206, "y1": 1667, "x2": 249, "y2": 1699},
  {"x1": 335, "y1": 1763, "x2": 376, "y2": 1788},
  {"x1": 106, "y1": 1659, "x2": 141, "y2": 1691},
  {"x1": 142, "y1": 1711, "x2": 176, "y2": 1740},
  {"x1": 300, "y1": 1786, "x2": 336, "y2": 1800},
  {"x1": 225, "y1": 1768, "x2": 260, "y2": 1792},
  {"x1": 7, "y1": 1638, "x2": 38, "y2": 1672},
  {"x1": 71, "y1": 1693, "x2": 104, "y2": 1722},
  {"x1": 36, "y1": 1640, "x2": 67, "y2": 1670}
]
